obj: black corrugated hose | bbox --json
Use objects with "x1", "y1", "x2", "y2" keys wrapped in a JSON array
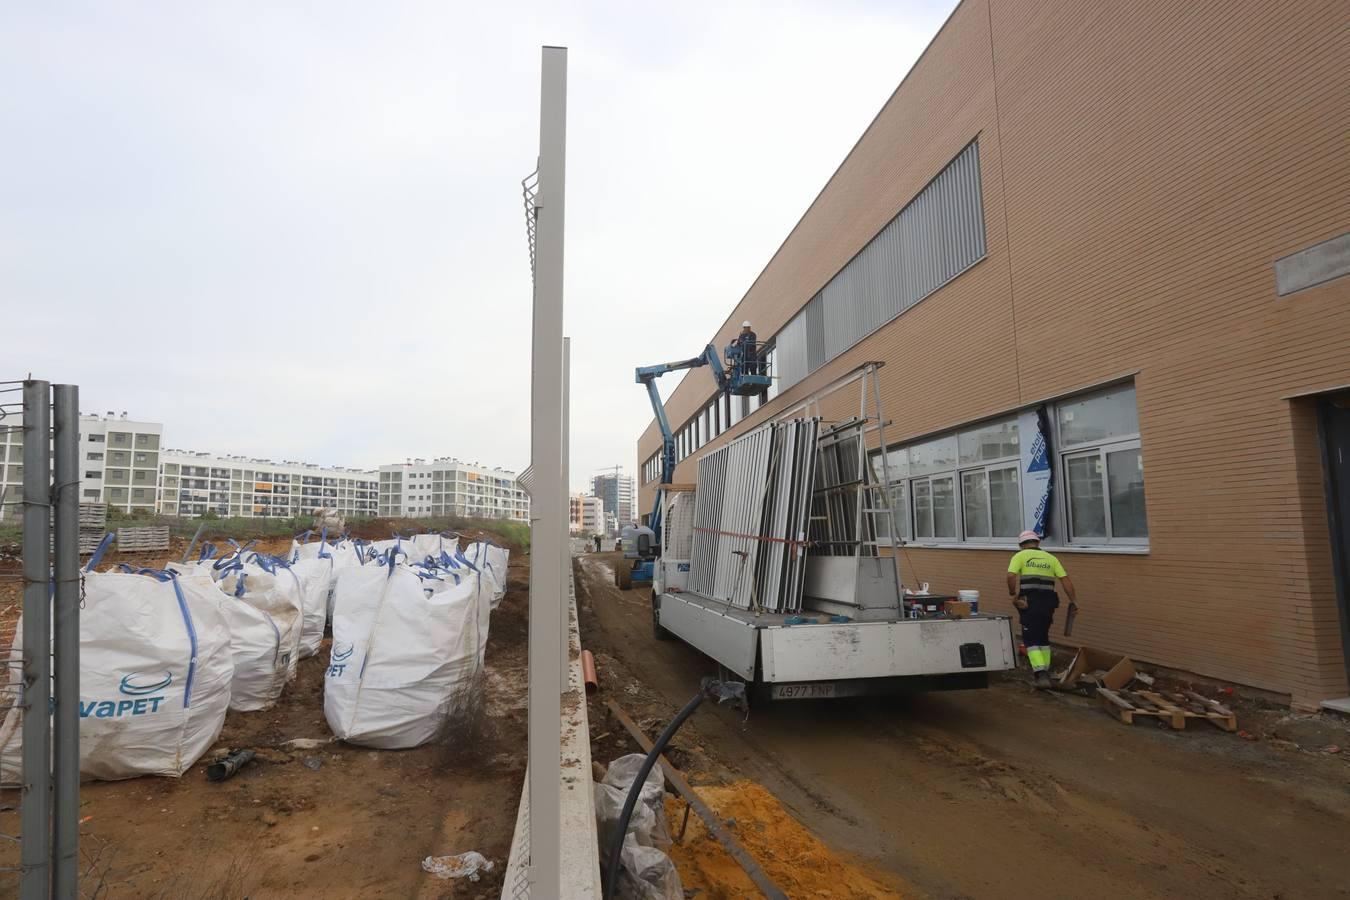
[{"x1": 601, "y1": 679, "x2": 743, "y2": 900}]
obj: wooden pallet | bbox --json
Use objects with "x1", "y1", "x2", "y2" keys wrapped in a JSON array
[
  {"x1": 49, "y1": 528, "x2": 105, "y2": 554},
  {"x1": 78, "y1": 503, "x2": 107, "y2": 529},
  {"x1": 115, "y1": 526, "x2": 170, "y2": 553},
  {"x1": 78, "y1": 530, "x2": 103, "y2": 554},
  {"x1": 1098, "y1": 688, "x2": 1237, "y2": 731}
]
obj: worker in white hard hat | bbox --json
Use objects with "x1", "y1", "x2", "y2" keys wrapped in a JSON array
[
  {"x1": 735, "y1": 321, "x2": 760, "y2": 375},
  {"x1": 1006, "y1": 530, "x2": 1079, "y2": 689}
]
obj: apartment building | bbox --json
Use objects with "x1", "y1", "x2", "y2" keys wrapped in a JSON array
[
  {"x1": 592, "y1": 472, "x2": 635, "y2": 530},
  {"x1": 158, "y1": 450, "x2": 378, "y2": 519},
  {"x1": 378, "y1": 458, "x2": 529, "y2": 522},
  {"x1": 0, "y1": 411, "x2": 163, "y2": 521},
  {"x1": 638, "y1": 0, "x2": 1350, "y2": 707},
  {"x1": 81, "y1": 412, "x2": 164, "y2": 514},
  {"x1": 570, "y1": 493, "x2": 604, "y2": 535}
]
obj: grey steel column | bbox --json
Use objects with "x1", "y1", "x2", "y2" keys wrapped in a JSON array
[
  {"x1": 19, "y1": 380, "x2": 51, "y2": 900},
  {"x1": 527, "y1": 45, "x2": 566, "y2": 895},
  {"x1": 51, "y1": 384, "x2": 79, "y2": 899}
]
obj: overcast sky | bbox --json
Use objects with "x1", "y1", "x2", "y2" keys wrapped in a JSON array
[{"x1": 2, "y1": 1, "x2": 954, "y2": 493}]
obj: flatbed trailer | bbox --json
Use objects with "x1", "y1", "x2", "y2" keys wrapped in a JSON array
[
  {"x1": 646, "y1": 362, "x2": 1019, "y2": 699},
  {"x1": 654, "y1": 589, "x2": 1017, "y2": 700}
]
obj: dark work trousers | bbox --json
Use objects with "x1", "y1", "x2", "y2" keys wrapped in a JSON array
[{"x1": 1018, "y1": 591, "x2": 1059, "y2": 647}]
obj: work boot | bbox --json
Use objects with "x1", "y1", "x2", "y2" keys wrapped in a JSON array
[{"x1": 1034, "y1": 671, "x2": 1052, "y2": 690}]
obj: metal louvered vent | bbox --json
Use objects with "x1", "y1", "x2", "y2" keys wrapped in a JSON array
[{"x1": 772, "y1": 139, "x2": 986, "y2": 393}]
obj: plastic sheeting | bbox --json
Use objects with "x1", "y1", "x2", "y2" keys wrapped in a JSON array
[
  {"x1": 594, "y1": 754, "x2": 682, "y2": 900},
  {"x1": 324, "y1": 559, "x2": 490, "y2": 749},
  {"x1": 0, "y1": 570, "x2": 233, "y2": 781}
]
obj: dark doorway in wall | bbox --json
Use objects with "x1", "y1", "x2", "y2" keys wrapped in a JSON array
[{"x1": 1317, "y1": 390, "x2": 1350, "y2": 702}]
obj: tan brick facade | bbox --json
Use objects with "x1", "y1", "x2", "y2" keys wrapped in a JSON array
[{"x1": 636, "y1": 0, "x2": 1350, "y2": 706}]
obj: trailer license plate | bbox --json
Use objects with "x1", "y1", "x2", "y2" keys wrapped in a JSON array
[{"x1": 771, "y1": 682, "x2": 836, "y2": 700}]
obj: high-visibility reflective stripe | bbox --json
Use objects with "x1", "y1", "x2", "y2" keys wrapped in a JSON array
[{"x1": 1027, "y1": 646, "x2": 1052, "y2": 671}]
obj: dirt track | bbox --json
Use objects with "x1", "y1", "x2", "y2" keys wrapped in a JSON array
[{"x1": 577, "y1": 553, "x2": 1350, "y2": 899}]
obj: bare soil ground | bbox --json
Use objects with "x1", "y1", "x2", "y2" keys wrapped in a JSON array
[
  {"x1": 577, "y1": 551, "x2": 1350, "y2": 900},
  {"x1": 0, "y1": 531, "x2": 530, "y2": 899}
]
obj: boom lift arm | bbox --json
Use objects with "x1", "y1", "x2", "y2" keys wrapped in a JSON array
[{"x1": 637, "y1": 342, "x2": 771, "y2": 538}]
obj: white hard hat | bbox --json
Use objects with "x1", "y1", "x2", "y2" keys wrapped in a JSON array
[{"x1": 742, "y1": 321, "x2": 751, "y2": 327}]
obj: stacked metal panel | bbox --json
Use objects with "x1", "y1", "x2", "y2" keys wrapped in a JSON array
[
  {"x1": 688, "y1": 418, "x2": 819, "y2": 612},
  {"x1": 810, "y1": 421, "x2": 876, "y2": 558}
]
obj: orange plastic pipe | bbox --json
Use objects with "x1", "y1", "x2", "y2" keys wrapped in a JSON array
[{"x1": 581, "y1": 649, "x2": 598, "y2": 694}]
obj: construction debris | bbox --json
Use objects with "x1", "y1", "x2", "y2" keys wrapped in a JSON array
[
  {"x1": 1097, "y1": 688, "x2": 1237, "y2": 731},
  {"x1": 1057, "y1": 646, "x2": 1135, "y2": 692},
  {"x1": 1055, "y1": 647, "x2": 1238, "y2": 733},
  {"x1": 421, "y1": 851, "x2": 494, "y2": 881}
]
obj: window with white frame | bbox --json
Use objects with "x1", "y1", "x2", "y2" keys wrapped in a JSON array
[
  {"x1": 957, "y1": 417, "x2": 1022, "y2": 540},
  {"x1": 1056, "y1": 384, "x2": 1147, "y2": 544},
  {"x1": 868, "y1": 382, "x2": 1146, "y2": 549},
  {"x1": 907, "y1": 434, "x2": 959, "y2": 540}
]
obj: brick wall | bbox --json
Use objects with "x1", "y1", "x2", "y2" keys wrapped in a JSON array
[{"x1": 637, "y1": 0, "x2": 1350, "y2": 705}]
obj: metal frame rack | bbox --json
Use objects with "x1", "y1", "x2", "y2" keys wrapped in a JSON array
[{"x1": 779, "y1": 362, "x2": 904, "y2": 616}]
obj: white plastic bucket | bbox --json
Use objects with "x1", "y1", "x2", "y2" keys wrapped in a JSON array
[{"x1": 958, "y1": 589, "x2": 979, "y2": 614}]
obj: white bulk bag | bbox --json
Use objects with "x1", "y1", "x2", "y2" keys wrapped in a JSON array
[
  {"x1": 165, "y1": 541, "x2": 221, "y2": 579},
  {"x1": 327, "y1": 539, "x2": 360, "y2": 569},
  {"x1": 165, "y1": 560, "x2": 214, "y2": 578},
  {"x1": 291, "y1": 528, "x2": 341, "y2": 563},
  {"x1": 422, "y1": 551, "x2": 488, "y2": 621},
  {"x1": 325, "y1": 562, "x2": 489, "y2": 749},
  {"x1": 461, "y1": 541, "x2": 509, "y2": 607},
  {"x1": 406, "y1": 532, "x2": 454, "y2": 562},
  {"x1": 0, "y1": 570, "x2": 233, "y2": 781},
  {"x1": 217, "y1": 561, "x2": 303, "y2": 693},
  {"x1": 323, "y1": 540, "x2": 360, "y2": 613},
  {"x1": 288, "y1": 556, "x2": 334, "y2": 658}
]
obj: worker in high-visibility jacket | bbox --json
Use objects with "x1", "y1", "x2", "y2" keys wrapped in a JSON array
[{"x1": 1007, "y1": 530, "x2": 1079, "y2": 689}]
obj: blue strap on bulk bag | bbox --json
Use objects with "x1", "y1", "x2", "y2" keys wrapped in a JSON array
[
  {"x1": 127, "y1": 568, "x2": 199, "y2": 708},
  {"x1": 85, "y1": 533, "x2": 116, "y2": 572}
]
